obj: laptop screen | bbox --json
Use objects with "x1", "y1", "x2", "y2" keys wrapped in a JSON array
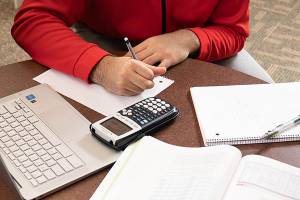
[{"x1": 0, "y1": 155, "x2": 23, "y2": 200}]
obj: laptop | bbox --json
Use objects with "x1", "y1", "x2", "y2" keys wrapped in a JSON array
[{"x1": 0, "y1": 84, "x2": 120, "y2": 199}]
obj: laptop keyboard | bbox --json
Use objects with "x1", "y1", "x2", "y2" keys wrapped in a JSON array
[{"x1": 0, "y1": 99, "x2": 84, "y2": 187}]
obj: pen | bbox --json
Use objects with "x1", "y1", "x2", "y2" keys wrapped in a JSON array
[
  {"x1": 124, "y1": 37, "x2": 138, "y2": 60},
  {"x1": 262, "y1": 115, "x2": 300, "y2": 139}
]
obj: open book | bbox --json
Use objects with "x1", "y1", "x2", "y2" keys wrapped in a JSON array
[{"x1": 90, "y1": 137, "x2": 300, "y2": 200}]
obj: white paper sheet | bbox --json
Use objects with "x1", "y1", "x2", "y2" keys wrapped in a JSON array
[{"x1": 34, "y1": 69, "x2": 174, "y2": 116}]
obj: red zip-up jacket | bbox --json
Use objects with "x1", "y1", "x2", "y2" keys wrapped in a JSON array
[{"x1": 12, "y1": 0, "x2": 249, "y2": 81}]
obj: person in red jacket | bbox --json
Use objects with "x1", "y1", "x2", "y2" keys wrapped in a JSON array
[{"x1": 12, "y1": 0, "x2": 273, "y2": 96}]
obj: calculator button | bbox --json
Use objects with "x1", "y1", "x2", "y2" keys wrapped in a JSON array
[
  {"x1": 128, "y1": 113, "x2": 132, "y2": 116},
  {"x1": 153, "y1": 110, "x2": 158, "y2": 114},
  {"x1": 157, "y1": 103, "x2": 162, "y2": 107},
  {"x1": 143, "y1": 105, "x2": 149, "y2": 108},
  {"x1": 165, "y1": 104, "x2": 170, "y2": 107},
  {"x1": 157, "y1": 108, "x2": 162, "y2": 112},
  {"x1": 153, "y1": 105, "x2": 158, "y2": 109},
  {"x1": 147, "y1": 103, "x2": 153, "y2": 106},
  {"x1": 148, "y1": 107, "x2": 153, "y2": 111},
  {"x1": 161, "y1": 101, "x2": 166, "y2": 104},
  {"x1": 149, "y1": 98, "x2": 154, "y2": 100},
  {"x1": 152, "y1": 101, "x2": 157, "y2": 104},
  {"x1": 161, "y1": 106, "x2": 166, "y2": 109},
  {"x1": 156, "y1": 99, "x2": 161, "y2": 102}
]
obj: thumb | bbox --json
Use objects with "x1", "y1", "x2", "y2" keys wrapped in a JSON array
[{"x1": 147, "y1": 65, "x2": 167, "y2": 76}]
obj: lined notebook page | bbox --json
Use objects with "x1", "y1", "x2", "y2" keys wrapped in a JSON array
[
  {"x1": 223, "y1": 155, "x2": 300, "y2": 200},
  {"x1": 90, "y1": 137, "x2": 241, "y2": 200},
  {"x1": 190, "y1": 82, "x2": 300, "y2": 145}
]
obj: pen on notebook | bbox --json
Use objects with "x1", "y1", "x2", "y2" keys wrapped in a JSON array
[
  {"x1": 262, "y1": 115, "x2": 300, "y2": 139},
  {"x1": 124, "y1": 37, "x2": 138, "y2": 60}
]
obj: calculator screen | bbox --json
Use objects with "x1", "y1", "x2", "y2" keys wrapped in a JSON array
[{"x1": 101, "y1": 117, "x2": 132, "y2": 136}]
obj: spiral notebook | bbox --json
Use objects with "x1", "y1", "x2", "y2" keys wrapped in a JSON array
[{"x1": 190, "y1": 82, "x2": 300, "y2": 146}]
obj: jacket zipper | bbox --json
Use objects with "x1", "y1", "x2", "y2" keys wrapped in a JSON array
[{"x1": 161, "y1": 0, "x2": 166, "y2": 34}]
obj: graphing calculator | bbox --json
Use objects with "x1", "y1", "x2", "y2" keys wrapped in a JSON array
[{"x1": 90, "y1": 97, "x2": 179, "y2": 150}]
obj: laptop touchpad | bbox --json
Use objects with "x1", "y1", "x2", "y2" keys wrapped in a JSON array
[{"x1": 38, "y1": 105, "x2": 90, "y2": 143}]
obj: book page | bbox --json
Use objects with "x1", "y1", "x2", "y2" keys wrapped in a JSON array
[
  {"x1": 223, "y1": 155, "x2": 300, "y2": 200},
  {"x1": 190, "y1": 83, "x2": 300, "y2": 143},
  {"x1": 91, "y1": 137, "x2": 241, "y2": 200}
]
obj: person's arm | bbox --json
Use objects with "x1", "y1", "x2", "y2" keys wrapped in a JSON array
[
  {"x1": 131, "y1": 0, "x2": 249, "y2": 68},
  {"x1": 189, "y1": 0, "x2": 249, "y2": 61},
  {"x1": 11, "y1": 0, "x2": 166, "y2": 96},
  {"x1": 11, "y1": 0, "x2": 109, "y2": 81}
]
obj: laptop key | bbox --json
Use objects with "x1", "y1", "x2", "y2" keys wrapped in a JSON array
[
  {"x1": 4, "y1": 103, "x2": 18, "y2": 114},
  {"x1": 11, "y1": 134, "x2": 21, "y2": 142},
  {"x1": 30, "y1": 179, "x2": 38, "y2": 187},
  {"x1": 18, "y1": 130, "x2": 28, "y2": 137},
  {"x1": 25, "y1": 124, "x2": 35, "y2": 131},
  {"x1": 9, "y1": 145, "x2": 19, "y2": 152},
  {"x1": 6, "y1": 117, "x2": 16, "y2": 123},
  {"x1": 38, "y1": 164, "x2": 49, "y2": 172},
  {"x1": 16, "y1": 115, "x2": 26, "y2": 122},
  {"x1": 43, "y1": 169, "x2": 56, "y2": 180},
  {"x1": 24, "y1": 172, "x2": 32, "y2": 180},
  {"x1": 8, "y1": 130, "x2": 18, "y2": 137},
  {"x1": 3, "y1": 113, "x2": 12, "y2": 119},
  {"x1": 36, "y1": 175, "x2": 47, "y2": 184},
  {"x1": 18, "y1": 155, "x2": 28, "y2": 163},
  {"x1": 0, "y1": 121, "x2": 8, "y2": 128},
  {"x1": 46, "y1": 159, "x2": 56, "y2": 167},
  {"x1": 0, "y1": 106, "x2": 7, "y2": 115},
  {"x1": 52, "y1": 153, "x2": 62, "y2": 160},
  {"x1": 13, "y1": 150, "x2": 24, "y2": 157},
  {"x1": 32, "y1": 144, "x2": 42, "y2": 151},
  {"x1": 31, "y1": 170, "x2": 42, "y2": 179},
  {"x1": 8, "y1": 153, "x2": 15, "y2": 160},
  {"x1": 27, "y1": 165, "x2": 37, "y2": 173},
  {"x1": 20, "y1": 120, "x2": 30, "y2": 127},
  {"x1": 57, "y1": 158, "x2": 73, "y2": 172},
  {"x1": 28, "y1": 116, "x2": 39, "y2": 123},
  {"x1": 23, "y1": 160, "x2": 33, "y2": 168},
  {"x1": 56, "y1": 145, "x2": 72, "y2": 158},
  {"x1": 13, "y1": 159, "x2": 21, "y2": 167},
  {"x1": 18, "y1": 166, "x2": 26, "y2": 173},
  {"x1": 34, "y1": 158, "x2": 43, "y2": 166},
  {"x1": 36, "y1": 149, "x2": 47, "y2": 156},
  {"x1": 1, "y1": 135, "x2": 10, "y2": 143},
  {"x1": 11, "y1": 121, "x2": 20, "y2": 128},
  {"x1": 5, "y1": 140, "x2": 15, "y2": 148},
  {"x1": 4, "y1": 125, "x2": 13, "y2": 132},
  {"x1": 0, "y1": 116, "x2": 4, "y2": 122},
  {"x1": 16, "y1": 139, "x2": 25, "y2": 146},
  {"x1": 28, "y1": 140, "x2": 37, "y2": 146},
  {"x1": 51, "y1": 164, "x2": 65, "y2": 176},
  {"x1": 20, "y1": 144, "x2": 30, "y2": 151},
  {"x1": 71, "y1": 157, "x2": 83, "y2": 168}
]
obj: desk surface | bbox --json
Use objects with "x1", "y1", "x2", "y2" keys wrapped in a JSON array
[{"x1": 1, "y1": 59, "x2": 300, "y2": 200}]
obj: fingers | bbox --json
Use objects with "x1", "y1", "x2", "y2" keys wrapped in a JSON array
[
  {"x1": 132, "y1": 60, "x2": 154, "y2": 79},
  {"x1": 157, "y1": 59, "x2": 172, "y2": 69},
  {"x1": 147, "y1": 64, "x2": 167, "y2": 76},
  {"x1": 143, "y1": 53, "x2": 161, "y2": 65}
]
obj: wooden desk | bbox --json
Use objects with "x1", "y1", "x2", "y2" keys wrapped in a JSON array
[{"x1": 1, "y1": 59, "x2": 300, "y2": 199}]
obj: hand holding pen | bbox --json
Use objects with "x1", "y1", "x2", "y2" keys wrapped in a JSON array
[
  {"x1": 89, "y1": 37, "x2": 166, "y2": 96},
  {"x1": 262, "y1": 115, "x2": 300, "y2": 139}
]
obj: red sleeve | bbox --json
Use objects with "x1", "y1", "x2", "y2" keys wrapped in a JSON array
[
  {"x1": 11, "y1": 0, "x2": 109, "y2": 81},
  {"x1": 189, "y1": 0, "x2": 249, "y2": 61}
]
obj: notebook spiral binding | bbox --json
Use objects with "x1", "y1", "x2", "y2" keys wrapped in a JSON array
[{"x1": 206, "y1": 134, "x2": 300, "y2": 146}]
